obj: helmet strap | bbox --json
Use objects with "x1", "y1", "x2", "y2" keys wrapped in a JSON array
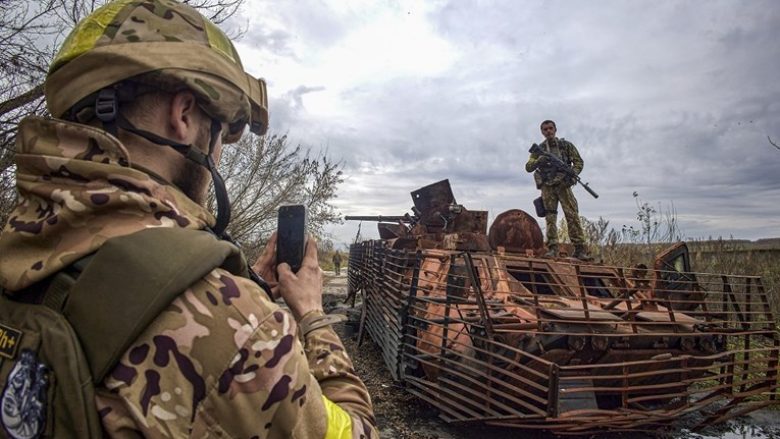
[
  {"x1": 95, "y1": 88, "x2": 119, "y2": 137},
  {"x1": 206, "y1": 119, "x2": 231, "y2": 237},
  {"x1": 92, "y1": 88, "x2": 232, "y2": 237}
]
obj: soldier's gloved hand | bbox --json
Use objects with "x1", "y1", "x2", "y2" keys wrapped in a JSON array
[
  {"x1": 564, "y1": 175, "x2": 577, "y2": 186},
  {"x1": 536, "y1": 155, "x2": 550, "y2": 166},
  {"x1": 252, "y1": 232, "x2": 280, "y2": 298},
  {"x1": 277, "y1": 236, "x2": 324, "y2": 321}
]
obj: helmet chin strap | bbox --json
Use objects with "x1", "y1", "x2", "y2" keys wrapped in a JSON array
[
  {"x1": 71, "y1": 88, "x2": 279, "y2": 298},
  {"x1": 205, "y1": 120, "x2": 231, "y2": 237},
  {"x1": 95, "y1": 88, "x2": 232, "y2": 237}
]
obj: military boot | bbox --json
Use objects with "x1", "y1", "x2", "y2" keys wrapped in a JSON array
[
  {"x1": 544, "y1": 245, "x2": 558, "y2": 258},
  {"x1": 572, "y1": 245, "x2": 590, "y2": 260}
]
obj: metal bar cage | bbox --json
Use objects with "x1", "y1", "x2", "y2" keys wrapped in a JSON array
[{"x1": 348, "y1": 240, "x2": 780, "y2": 434}]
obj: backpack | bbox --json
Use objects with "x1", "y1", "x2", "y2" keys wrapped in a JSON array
[{"x1": 0, "y1": 228, "x2": 255, "y2": 438}]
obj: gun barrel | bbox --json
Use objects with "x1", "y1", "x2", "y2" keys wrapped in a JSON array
[
  {"x1": 344, "y1": 215, "x2": 409, "y2": 222},
  {"x1": 581, "y1": 182, "x2": 599, "y2": 199}
]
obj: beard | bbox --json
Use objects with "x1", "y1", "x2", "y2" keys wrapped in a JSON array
[{"x1": 172, "y1": 122, "x2": 213, "y2": 206}]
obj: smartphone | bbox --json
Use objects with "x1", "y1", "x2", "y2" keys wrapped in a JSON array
[{"x1": 277, "y1": 205, "x2": 307, "y2": 273}]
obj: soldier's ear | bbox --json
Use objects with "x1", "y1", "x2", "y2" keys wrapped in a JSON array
[{"x1": 167, "y1": 91, "x2": 200, "y2": 143}]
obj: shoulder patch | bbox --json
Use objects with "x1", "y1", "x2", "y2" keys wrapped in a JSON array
[
  {"x1": 0, "y1": 323, "x2": 22, "y2": 360},
  {"x1": 1, "y1": 350, "x2": 49, "y2": 439}
]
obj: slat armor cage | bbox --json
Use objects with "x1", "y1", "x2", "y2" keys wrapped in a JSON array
[{"x1": 348, "y1": 240, "x2": 780, "y2": 434}]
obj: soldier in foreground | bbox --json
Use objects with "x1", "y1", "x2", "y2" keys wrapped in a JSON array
[
  {"x1": 526, "y1": 120, "x2": 589, "y2": 259},
  {"x1": 0, "y1": 1, "x2": 376, "y2": 437}
]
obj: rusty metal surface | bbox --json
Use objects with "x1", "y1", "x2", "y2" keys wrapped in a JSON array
[
  {"x1": 346, "y1": 181, "x2": 780, "y2": 434},
  {"x1": 488, "y1": 209, "x2": 545, "y2": 254},
  {"x1": 411, "y1": 179, "x2": 456, "y2": 213}
]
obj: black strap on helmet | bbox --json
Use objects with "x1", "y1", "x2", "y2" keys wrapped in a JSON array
[
  {"x1": 90, "y1": 87, "x2": 232, "y2": 237},
  {"x1": 205, "y1": 119, "x2": 231, "y2": 236},
  {"x1": 95, "y1": 88, "x2": 119, "y2": 137}
]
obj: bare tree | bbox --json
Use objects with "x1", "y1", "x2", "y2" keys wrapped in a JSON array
[
  {"x1": 0, "y1": 0, "x2": 59, "y2": 126},
  {"x1": 0, "y1": 0, "x2": 246, "y2": 226},
  {"x1": 0, "y1": 0, "x2": 61, "y2": 226},
  {"x1": 214, "y1": 133, "x2": 344, "y2": 261}
]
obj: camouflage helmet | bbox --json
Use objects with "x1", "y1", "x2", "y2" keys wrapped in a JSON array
[{"x1": 45, "y1": 0, "x2": 268, "y2": 143}]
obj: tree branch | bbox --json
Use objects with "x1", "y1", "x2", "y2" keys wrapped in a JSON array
[
  {"x1": 0, "y1": 83, "x2": 44, "y2": 118},
  {"x1": 769, "y1": 136, "x2": 780, "y2": 151}
]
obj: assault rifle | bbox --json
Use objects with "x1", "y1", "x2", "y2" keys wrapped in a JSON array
[{"x1": 529, "y1": 143, "x2": 599, "y2": 199}]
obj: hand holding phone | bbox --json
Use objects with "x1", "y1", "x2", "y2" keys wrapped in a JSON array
[
  {"x1": 276, "y1": 237, "x2": 323, "y2": 320},
  {"x1": 276, "y1": 205, "x2": 307, "y2": 273}
]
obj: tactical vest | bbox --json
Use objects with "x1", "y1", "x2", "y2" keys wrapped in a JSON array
[
  {"x1": 534, "y1": 138, "x2": 572, "y2": 187},
  {"x1": 0, "y1": 228, "x2": 255, "y2": 438}
]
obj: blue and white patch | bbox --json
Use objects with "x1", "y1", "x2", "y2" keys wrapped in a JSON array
[{"x1": 1, "y1": 349, "x2": 48, "y2": 439}]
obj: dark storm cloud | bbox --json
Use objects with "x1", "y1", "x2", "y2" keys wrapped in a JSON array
[{"x1": 237, "y1": 0, "x2": 780, "y2": 243}]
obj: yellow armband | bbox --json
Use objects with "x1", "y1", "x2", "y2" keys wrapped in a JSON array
[{"x1": 322, "y1": 395, "x2": 352, "y2": 439}]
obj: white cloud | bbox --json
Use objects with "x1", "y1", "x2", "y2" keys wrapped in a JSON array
[{"x1": 230, "y1": 0, "x2": 780, "y2": 246}]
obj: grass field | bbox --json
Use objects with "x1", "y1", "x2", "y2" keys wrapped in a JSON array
[
  {"x1": 689, "y1": 239, "x2": 780, "y2": 315},
  {"x1": 596, "y1": 238, "x2": 780, "y2": 317}
]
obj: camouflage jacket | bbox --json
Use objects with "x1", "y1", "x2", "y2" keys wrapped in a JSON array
[
  {"x1": 0, "y1": 117, "x2": 377, "y2": 438},
  {"x1": 525, "y1": 137, "x2": 584, "y2": 187}
]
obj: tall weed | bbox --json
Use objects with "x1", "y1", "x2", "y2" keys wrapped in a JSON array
[{"x1": 580, "y1": 193, "x2": 779, "y2": 316}]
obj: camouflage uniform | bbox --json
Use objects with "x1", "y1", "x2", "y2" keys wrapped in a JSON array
[
  {"x1": 0, "y1": 116, "x2": 377, "y2": 438},
  {"x1": 525, "y1": 137, "x2": 585, "y2": 247},
  {"x1": 0, "y1": 0, "x2": 376, "y2": 437},
  {"x1": 332, "y1": 252, "x2": 342, "y2": 275}
]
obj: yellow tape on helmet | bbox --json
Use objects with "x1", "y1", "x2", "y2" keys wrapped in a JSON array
[
  {"x1": 49, "y1": 0, "x2": 136, "y2": 74},
  {"x1": 203, "y1": 18, "x2": 241, "y2": 67},
  {"x1": 322, "y1": 396, "x2": 352, "y2": 439}
]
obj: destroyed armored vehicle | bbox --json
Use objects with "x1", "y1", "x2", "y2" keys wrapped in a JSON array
[{"x1": 346, "y1": 179, "x2": 779, "y2": 434}]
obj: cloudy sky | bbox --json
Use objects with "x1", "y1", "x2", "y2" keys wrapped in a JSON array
[{"x1": 225, "y1": 0, "x2": 779, "y2": 246}]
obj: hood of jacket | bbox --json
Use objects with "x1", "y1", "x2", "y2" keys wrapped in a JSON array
[{"x1": 0, "y1": 117, "x2": 215, "y2": 292}]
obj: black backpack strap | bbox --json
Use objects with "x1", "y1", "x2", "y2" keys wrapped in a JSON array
[{"x1": 62, "y1": 227, "x2": 248, "y2": 383}]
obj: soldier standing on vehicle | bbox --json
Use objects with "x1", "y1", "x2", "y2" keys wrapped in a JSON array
[
  {"x1": 526, "y1": 120, "x2": 589, "y2": 259},
  {"x1": 0, "y1": 1, "x2": 376, "y2": 438},
  {"x1": 332, "y1": 251, "x2": 343, "y2": 275}
]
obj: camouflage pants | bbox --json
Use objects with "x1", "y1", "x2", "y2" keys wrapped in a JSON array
[{"x1": 542, "y1": 184, "x2": 584, "y2": 246}]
